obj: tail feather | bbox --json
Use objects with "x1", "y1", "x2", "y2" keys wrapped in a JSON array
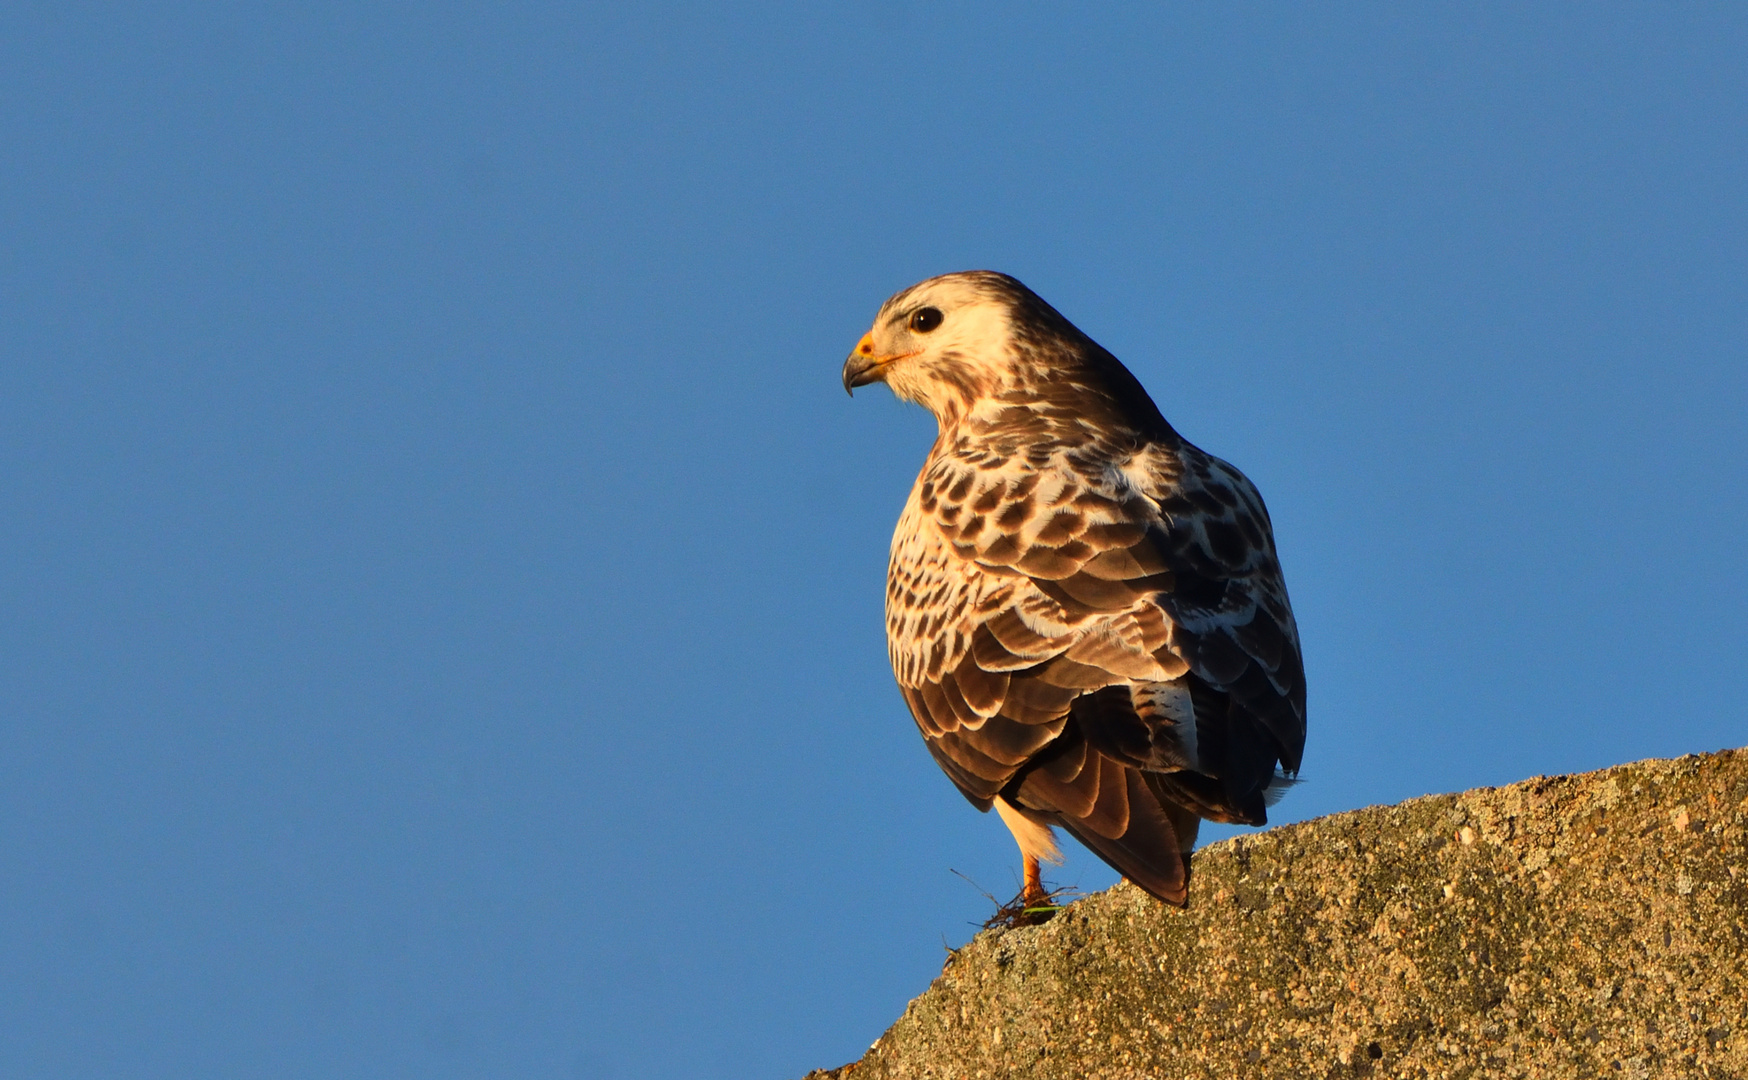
[{"x1": 1053, "y1": 766, "x2": 1189, "y2": 906}]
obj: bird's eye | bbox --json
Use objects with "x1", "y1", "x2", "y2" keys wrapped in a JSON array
[{"x1": 908, "y1": 307, "x2": 944, "y2": 333}]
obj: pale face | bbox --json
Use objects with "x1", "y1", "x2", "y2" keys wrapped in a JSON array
[{"x1": 842, "y1": 272, "x2": 1026, "y2": 424}]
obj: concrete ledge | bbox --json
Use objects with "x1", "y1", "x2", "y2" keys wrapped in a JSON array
[{"x1": 800, "y1": 748, "x2": 1747, "y2": 1079}]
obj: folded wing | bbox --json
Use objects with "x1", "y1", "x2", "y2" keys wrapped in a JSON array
[{"x1": 886, "y1": 426, "x2": 1305, "y2": 903}]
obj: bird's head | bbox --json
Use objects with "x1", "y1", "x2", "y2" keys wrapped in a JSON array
[{"x1": 842, "y1": 271, "x2": 1063, "y2": 424}]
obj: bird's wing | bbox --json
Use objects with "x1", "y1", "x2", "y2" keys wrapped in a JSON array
[{"x1": 888, "y1": 435, "x2": 1304, "y2": 846}]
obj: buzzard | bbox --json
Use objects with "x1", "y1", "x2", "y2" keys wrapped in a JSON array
[{"x1": 842, "y1": 271, "x2": 1305, "y2": 906}]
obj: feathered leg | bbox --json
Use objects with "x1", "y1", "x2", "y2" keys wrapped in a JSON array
[{"x1": 996, "y1": 796, "x2": 1061, "y2": 907}]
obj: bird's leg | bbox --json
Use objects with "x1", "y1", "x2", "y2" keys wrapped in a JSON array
[{"x1": 1022, "y1": 854, "x2": 1045, "y2": 907}]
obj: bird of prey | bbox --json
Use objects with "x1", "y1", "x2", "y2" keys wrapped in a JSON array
[{"x1": 842, "y1": 271, "x2": 1305, "y2": 906}]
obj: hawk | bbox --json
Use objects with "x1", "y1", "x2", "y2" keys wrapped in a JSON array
[{"x1": 842, "y1": 271, "x2": 1305, "y2": 906}]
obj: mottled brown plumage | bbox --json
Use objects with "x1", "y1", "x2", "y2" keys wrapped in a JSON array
[{"x1": 844, "y1": 271, "x2": 1305, "y2": 905}]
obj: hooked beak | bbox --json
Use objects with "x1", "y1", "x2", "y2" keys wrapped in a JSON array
[{"x1": 842, "y1": 332, "x2": 916, "y2": 396}]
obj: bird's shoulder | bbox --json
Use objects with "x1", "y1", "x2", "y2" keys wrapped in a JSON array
[
  {"x1": 886, "y1": 394, "x2": 1298, "y2": 676},
  {"x1": 884, "y1": 405, "x2": 1165, "y2": 681},
  {"x1": 897, "y1": 393, "x2": 1280, "y2": 583}
]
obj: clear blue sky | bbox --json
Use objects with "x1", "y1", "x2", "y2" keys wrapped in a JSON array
[{"x1": 2, "y1": 5, "x2": 1744, "y2": 1077}]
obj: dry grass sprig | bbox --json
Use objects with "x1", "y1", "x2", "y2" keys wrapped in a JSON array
[{"x1": 951, "y1": 869, "x2": 1083, "y2": 930}]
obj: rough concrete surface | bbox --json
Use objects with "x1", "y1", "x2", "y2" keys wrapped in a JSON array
[{"x1": 799, "y1": 749, "x2": 1747, "y2": 1079}]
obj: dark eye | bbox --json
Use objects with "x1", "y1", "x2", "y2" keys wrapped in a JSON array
[{"x1": 908, "y1": 306, "x2": 944, "y2": 333}]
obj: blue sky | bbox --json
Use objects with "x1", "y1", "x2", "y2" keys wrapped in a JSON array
[{"x1": 2, "y1": 4, "x2": 1744, "y2": 1077}]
